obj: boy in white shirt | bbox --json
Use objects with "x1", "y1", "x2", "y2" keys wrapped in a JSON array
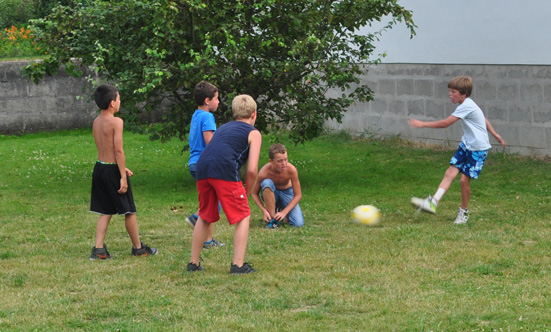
[{"x1": 409, "y1": 76, "x2": 506, "y2": 224}]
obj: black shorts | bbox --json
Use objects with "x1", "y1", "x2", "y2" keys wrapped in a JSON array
[{"x1": 90, "y1": 162, "x2": 136, "y2": 215}]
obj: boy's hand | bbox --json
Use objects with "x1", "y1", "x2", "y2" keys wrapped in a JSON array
[
  {"x1": 496, "y1": 135, "x2": 507, "y2": 147},
  {"x1": 125, "y1": 168, "x2": 133, "y2": 177},
  {"x1": 263, "y1": 210, "x2": 272, "y2": 223},
  {"x1": 273, "y1": 211, "x2": 287, "y2": 222},
  {"x1": 408, "y1": 118, "x2": 423, "y2": 128},
  {"x1": 118, "y1": 178, "x2": 128, "y2": 194}
]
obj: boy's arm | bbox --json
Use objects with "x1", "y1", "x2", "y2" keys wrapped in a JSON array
[
  {"x1": 485, "y1": 118, "x2": 507, "y2": 147},
  {"x1": 245, "y1": 130, "x2": 262, "y2": 196},
  {"x1": 251, "y1": 167, "x2": 272, "y2": 222},
  {"x1": 203, "y1": 130, "x2": 214, "y2": 145},
  {"x1": 273, "y1": 165, "x2": 302, "y2": 221},
  {"x1": 409, "y1": 115, "x2": 459, "y2": 129},
  {"x1": 113, "y1": 118, "x2": 128, "y2": 194}
]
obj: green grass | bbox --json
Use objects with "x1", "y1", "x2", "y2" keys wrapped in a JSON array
[{"x1": 1, "y1": 129, "x2": 551, "y2": 331}]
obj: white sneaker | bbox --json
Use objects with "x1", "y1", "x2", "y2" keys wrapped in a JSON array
[
  {"x1": 411, "y1": 195, "x2": 437, "y2": 214},
  {"x1": 453, "y1": 207, "x2": 469, "y2": 224}
]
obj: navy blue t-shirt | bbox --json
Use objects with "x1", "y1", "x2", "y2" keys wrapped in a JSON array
[{"x1": 196, "y1": 120, "x2": 258, "y2": 182}]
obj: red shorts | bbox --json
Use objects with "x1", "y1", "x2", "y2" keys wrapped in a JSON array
[{"x1": 196, "y1": 178, "x2": 250, "y2": 225}]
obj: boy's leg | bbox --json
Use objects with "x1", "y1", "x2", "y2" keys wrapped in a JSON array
[
  {"x1": 262, "y1": 187, "x2": 277, "y2": 218},
  {"x1": 286, "y1": 204, "x2": 304, "y2": 227},
  {"x1": 190, "y1": 217, "x2": 210, "y2": 264},
  {"x1": 434, "y1": 166, "x2": 461, "y2": 203},
  {"x1": 95, "y1": 214, "x2": 112, "y2": 248},
  {"x1": 232, "y1": 216, "x2": 250, "y2": 267},
  {"x1": 459, "y1": 174, "x2": 471, "y2": 209},
  {"x1": 124, "y1": 213, "x2": 142, "y2": 249},
  {"x1": 278, "y1": 187, "x2": 304, "y2": 227}
]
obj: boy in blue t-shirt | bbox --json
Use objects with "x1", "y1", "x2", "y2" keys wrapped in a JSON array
[
  {"x1": 186, "y1": 81, "x2": 224, "y2": 248},
  {"x1": 409, "y1": 76, "x2": 506, "y2": 224}
]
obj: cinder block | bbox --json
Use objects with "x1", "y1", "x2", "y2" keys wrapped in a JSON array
[
  {"x1": 533, "y1": 104, "x2": 551, "y2": 124},
  {"x1": 406, "y1": 99, "x2": 425, "y2": 117},
  {"x1": 370, "y1": 99, "x2": 387, "y2": 114},
  {"x1": 519, "y1": 126, "x2": 545, "y2": 148},
  {"x1": 475, "y1": 81, "x2": 497, "y2": 101},
  {"x1": 389, "y1": 100, "x2": 405, "y2": 115},
  {"x1": 520, "y1": 83, "x2": 543, "y2": 103},
  {"x1": 378, "y1": 79, "x2": 396, "y2": 96},
  {"x1": 397, "y1": 79, "x2": 414, "y2": 95},
  {"x1": 485, "y1": 102, "x2": 508, "y2": 121},
  {"x1": 414, "y1": 80, "x2": 433, "y2": 97},
  {"x1": 508, "y1": 103, "x2": 532, "y2": 123},
  {"x1": 497, "y1": 83, "x2": 520, "y2": 102},
  {"x1": 426, "y1": 99, "x2": 446, "y2": 119}
]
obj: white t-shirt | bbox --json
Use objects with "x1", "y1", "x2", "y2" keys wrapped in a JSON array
[{"x1": 451, "y1": 98, "x2": 491, "y2": 151}]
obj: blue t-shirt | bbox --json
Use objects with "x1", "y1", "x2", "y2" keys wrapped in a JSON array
[
  {"x1": 196, "y1": 121, "x2": 258, "y2": 182},
  {"x1": 188, "y1": 109, "x2": 216, "y2": 165}
]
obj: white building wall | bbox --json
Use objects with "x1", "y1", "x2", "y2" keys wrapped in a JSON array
[{"x1": 364, "y1": 0, "x2": 551, "y2": 65}]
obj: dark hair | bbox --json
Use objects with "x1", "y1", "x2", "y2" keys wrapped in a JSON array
[
  {"x1": 194, "y1": 81, "x2": 218, "y2": 106},
  {"x1": 94, "y1": 85, "x2": 119, "y2": 110}
]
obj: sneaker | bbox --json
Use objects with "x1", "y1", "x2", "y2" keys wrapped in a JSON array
[
  {"x1": 203, "y1": 238, "x2": 226, "y2": 249},
  {"x1": 411, "y1": 195, "x2": 437, "y2": 214},
  {"x1": 453, "y1": 207, "x2": 469, "y2": 224},
  {"x1": 230, "y1": 262, "x2": 257, "y2": 275},
  {"x1": 187, "y1": 262, "x2": 203, "y2": 272},
  {"x1": 131, "y1": 241, "x2": 158, "y2": 256},
  {"x1": 265, "y1": 219, "x2": 279, "y2": 229},
  {"x1": 90, "y1": 244, "x2": 112, "y2": 260},
  {"x1": 185, "y1": 214, "x2": 197, "y2": 228}
]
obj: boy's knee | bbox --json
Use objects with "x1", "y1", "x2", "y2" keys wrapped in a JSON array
[{"x1": 260, "y1": 178, "x2": 276, "y2": 192}]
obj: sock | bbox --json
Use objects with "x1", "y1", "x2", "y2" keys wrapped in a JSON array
[
  {"x1": 193, "y1": 214, "x2": 198, "y2": 219},
  {"x1": 433, "y1": 188, "x2": 446, "y2": 203},
  {"x1": 204, "y1": 239, "x2": 213, "y2": 245}
]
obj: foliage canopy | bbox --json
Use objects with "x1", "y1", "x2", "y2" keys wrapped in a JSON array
[{"x1": 24, "y1": 0, "x2": 415, "y2": 144}]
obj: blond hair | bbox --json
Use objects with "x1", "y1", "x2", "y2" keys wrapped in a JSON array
[
  {"x1": 448, "y1": 76, "x2": 473, "y2": 97},
  {"x1": 231, "y1": 94, "x2": 257, "y2": 120}
]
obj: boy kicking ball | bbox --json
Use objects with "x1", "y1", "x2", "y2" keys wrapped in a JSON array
[{"x1": 409, "y1": 76, "x2": 506, "y2": 224}]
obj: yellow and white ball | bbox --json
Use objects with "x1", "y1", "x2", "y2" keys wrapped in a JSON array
[{"x1": 351, "y1": 205, "x2": 381, "y2": 226}]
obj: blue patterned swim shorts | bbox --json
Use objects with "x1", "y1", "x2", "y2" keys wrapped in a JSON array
[{"x1": 450, "y1": 142, "x2": 488, "y2": 179}]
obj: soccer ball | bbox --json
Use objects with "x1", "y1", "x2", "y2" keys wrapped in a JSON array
[{"x1": 351, "y1": 205, "x2": 381, "y2": 226}]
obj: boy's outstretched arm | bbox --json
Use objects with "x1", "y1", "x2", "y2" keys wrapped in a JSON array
[
  {"x1": 409, "y1": 115, "x2": 459, "y2": 129},
  {"x1": 245, "y1": 130, "x2": 262, "y2": 197},
  {"x1": 485, "y1": 118, "x2": 507, "y2": 147}
]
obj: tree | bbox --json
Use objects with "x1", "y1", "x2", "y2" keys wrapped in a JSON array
[{"x1": 24, "y1": 0, "x2": 415, "y2": 144}]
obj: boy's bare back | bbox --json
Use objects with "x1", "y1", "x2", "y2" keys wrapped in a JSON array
[{"x1": 93, "y1": 113, "x2": 124, "y2": 164}]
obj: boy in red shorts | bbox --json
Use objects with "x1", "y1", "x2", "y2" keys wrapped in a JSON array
[{"x1": 187, "y1": 94, "x2": 262, "y2": 274}]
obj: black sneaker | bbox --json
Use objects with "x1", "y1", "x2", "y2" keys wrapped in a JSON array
[
  {"x1": 185, "y1": 214, "x2": 197, "y2": 228},
  {"x1": 187, "y1": 262, "x2": 203, "y2": 272},
  {"x1": 90, "y1": 244, "x2": 112, "y2": 260},
  {"x1": 131, "y1": 241, "x2": 158, "y2": 256},
  {"x1": 230, "y1": 262, "x2": 257, "y2": 275}
]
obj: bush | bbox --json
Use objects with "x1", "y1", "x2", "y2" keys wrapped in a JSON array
[
  {"x1": 0, "y1": 0, "x2": 36, "y2": 28},
  {"x1": 0, "y1": 25, "x2": 46, "y2": 58}
]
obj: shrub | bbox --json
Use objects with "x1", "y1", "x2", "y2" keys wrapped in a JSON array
[
  {"x1": 0, "y1": 0, "x2": 36, "y2": 28},
  {"x1": 0, "y1": 25, "x2": 46, "y2": 58}
]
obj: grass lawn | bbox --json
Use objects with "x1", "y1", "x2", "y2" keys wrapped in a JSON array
[{"x1": 1, "y1": 129, "x2": 550, "y2": 331}]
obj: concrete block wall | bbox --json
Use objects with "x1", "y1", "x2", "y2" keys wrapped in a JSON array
[
  {"x1": 326, "y1": 64, "x2": 551, "y2": 156},
  {"x1": 0, "y1": 60, "x2": 96, "y2": 135}
]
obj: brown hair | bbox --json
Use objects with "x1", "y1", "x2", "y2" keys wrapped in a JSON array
[
  {"x1": 194, "y1": 81, "x2": 218, "y2": 106},
  {"x1": 447, "y1": 76, "x2": 473, "y2": 97},
  {"x1": 269, "y1": 143, "x2": 286, "y2": 160}
]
